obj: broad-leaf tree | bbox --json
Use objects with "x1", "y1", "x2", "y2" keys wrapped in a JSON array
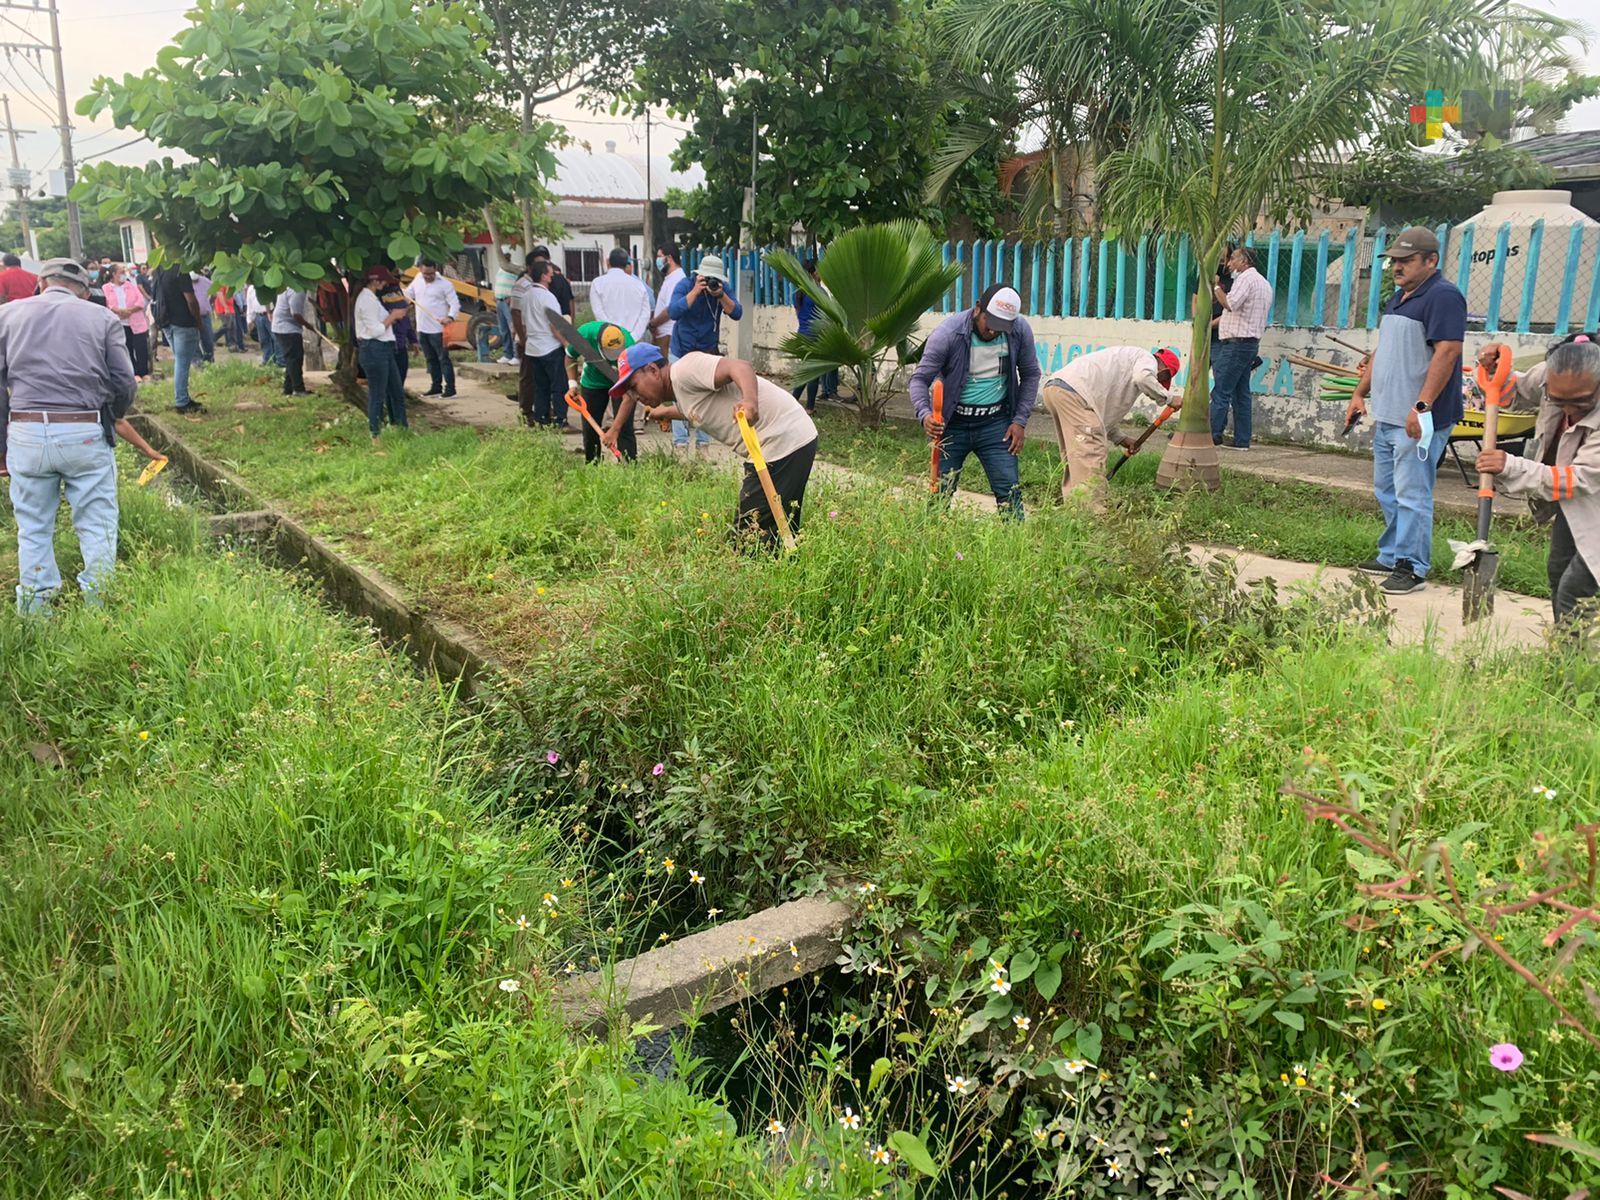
[
  {"x1": 635, "y1": 0, "x2": 946, "y2": 245},
  {"x1": 0, "y1": 196, "x2": 124, "y2": 260},
  {"x1": 768, "y1": 221, "x2": 962, "y2": 426},
  {"x1": 75, "y1": 0, "x2": 556, "y2": 339}
]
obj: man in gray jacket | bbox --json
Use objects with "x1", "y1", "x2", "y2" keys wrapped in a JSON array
[
  {"x1": 1, "y1": 258, "x2": 139, "y2": 613},
  {"x1": 1475, "y1": 335, "x2": 1600, "y2": 623},
  {"x1": 909, "y1": 284, "x2": 1040, "y2": 517}
]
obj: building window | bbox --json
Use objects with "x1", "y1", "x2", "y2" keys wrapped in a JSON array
[{"x1": 565, "y1": 249, "x2": 601, "y2": 283}]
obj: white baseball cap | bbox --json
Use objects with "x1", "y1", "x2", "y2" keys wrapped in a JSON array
[
  {"x1": 982, "y1": 285, "x2": 1022, "y2": 332},
  {"x1": 696, "y1": 254, "x2": 729, "y2": 283}
]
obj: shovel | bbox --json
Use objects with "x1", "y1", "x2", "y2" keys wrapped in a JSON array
[
  {"x1": 1108, "y1": 402, "x2": 1178, "y2": 480},
  {"x1": 928, "y1": 379, "x2": 944, "y2": 494},
  {"x1": 1459, "y1": 343, "x2": 1513, "y2": 623},
  {"x1": 565, "y1": 389, "x2": 624, "y2": 461},
  {"x1": 734, "y1": 408, "x2": 797, "y2": 550}
]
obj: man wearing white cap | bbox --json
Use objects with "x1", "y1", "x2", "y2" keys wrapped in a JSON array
[
  {"x1": 666, "y1": 253, "x2": 742, "y2": 451},
  {"x1": 909, "y1": 283, "x2": 1040, "y2": 517},
  {"x1": 0, "y1": 258, "x2": 138, "y2": 614}
]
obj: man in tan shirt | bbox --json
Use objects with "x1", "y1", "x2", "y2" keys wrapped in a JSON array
[
  {"x1": 1040, "y1": 345, "x2": 1180, "y2": 507},
  {"x1": 1475, "y1": 335, "x2": 1600, "y2": 623},
  {"x1": 606, "y1": 344, "x2": 818, "y2": 546}
]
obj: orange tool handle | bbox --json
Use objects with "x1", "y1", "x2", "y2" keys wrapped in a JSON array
[
  {"x1": 568, "y1": 391, "x2": 624, "y2": 461},
  {"x1": 929, "y1": 379, "x2": 944, "y2": 494},
  {"x1": 1473, "y1": 344, "x2": 1512, "y2": 499}
]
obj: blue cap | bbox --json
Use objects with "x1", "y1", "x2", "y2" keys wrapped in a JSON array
[{"x1": 609, "y1": 341, "x2": 666, "y2": 398}]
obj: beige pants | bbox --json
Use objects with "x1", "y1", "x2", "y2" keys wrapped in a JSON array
[{"x1": 1042, "y1": 383, "x2": 1110, "y2": 507}]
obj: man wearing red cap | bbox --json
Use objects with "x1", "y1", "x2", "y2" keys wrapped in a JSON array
[{"x1": 1040, "y1": 345, "x2": 1181, "y2": 505}]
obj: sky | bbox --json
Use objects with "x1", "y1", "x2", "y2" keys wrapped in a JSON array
[{"x1": 3, "y1": 0, "x2": 1597, "y2": 191}]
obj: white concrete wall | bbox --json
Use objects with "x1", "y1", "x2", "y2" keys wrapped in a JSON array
[{"x1": 747, "y1": 305, "x2": 1558, "y2": 450}]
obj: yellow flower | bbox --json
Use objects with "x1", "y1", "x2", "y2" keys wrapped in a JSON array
[
  {"x1": 138, "y1": 730, "x2": 150, "y2": 741},
  {"x1": 536, "y1": 586, "x2": 547, "y2": 596},
  {"x1": 1371, "y1": 998, "x2": 1389, "y2": 1012}
]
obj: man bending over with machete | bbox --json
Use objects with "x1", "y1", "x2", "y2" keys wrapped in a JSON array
[
  {"x1": 1040, "y1": 345, "x2": 1181, "y2": 508},
  {"x1": 1475, "y1": 334, "x2": 1600, "y2": 624},
  {"x1": 605, "y1": 345, "x2": 818, "y2": 547},
  {"x1": 909, "y1": 283, "x2": 1040, "y2": 518}
]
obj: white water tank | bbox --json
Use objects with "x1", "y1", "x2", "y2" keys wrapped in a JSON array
[{"x1": 1448, "y1": 190, "x2": 1598, "y2": 326}]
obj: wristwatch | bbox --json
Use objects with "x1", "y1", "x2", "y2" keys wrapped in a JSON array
[{"x1": 1414, "y1": 400, "x2": 1431, "y2": 412}]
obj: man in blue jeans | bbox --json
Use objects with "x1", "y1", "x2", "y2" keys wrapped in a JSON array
[
  {"x1": 0, "y1": 258, "x2": 139, "y2": 614},
  {"x1": 1207, "y1": 244, "x2": 1273, "y2": 448},
  {"x1": 909, "y1": 284, "x2": 1040, "y2": 518},
  {"x1": 1345, "y1": 226, "x2": 1466, "y2": 594},
  {"x1": 153, "y1": 263, "x2": 206, "y2": 415}
]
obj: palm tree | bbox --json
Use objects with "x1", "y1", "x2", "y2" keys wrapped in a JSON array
[
  {"x1": 768, "y1": 222, "x2": 963, "y2": 427},
  {"x1": 927, "y1": 0, "x2": 1208, "y2": 236},
  {"x1": 1095, "y1": 0, "x2": 1481, "y2": 488}
]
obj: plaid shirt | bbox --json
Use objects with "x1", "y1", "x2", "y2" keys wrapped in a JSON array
[{"x1": 1218, "y1": 267, "x2": 1273, "y2": 339}]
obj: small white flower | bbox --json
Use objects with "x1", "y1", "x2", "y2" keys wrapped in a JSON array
[
  {"x1": 988, "y1": 971, "x2": 1011, "y2": 995},
  {"x1": 1089, "y1": 1133, "x2": 1108, "y2": 1149},
  {"x1": 562, "y1": 962, "x2": 576, "y2": 975},
  {"x1": 945, "y1": 1074, "x2": 976, "y2": 1096},
  {"x1": 497, "y1": 978, "x2": 521, "y2": 993},
  {"x1": 541, "y1": 892, "x2": 557, "y2": 908},
  {"x1": 688, "y1": 869, "x2": 705, "y2": 885},
  {"x1": 707, "y1": 907, "x2": 723, "y2": 918},
  {"x1": 869, "y1": 1143, "x2": 893, "y2": 1165},
  {"x1": 766, "y1": 1118, "x2": 786, "y2": 1137},
  {"x1": 1155, "y1": 1144, "x2": 1172, "y2": 1157},
  {"x1": 838, "y1": 1106, "x2": 862, "y2": 1131},
  {"x1": 1062, "y1": 1058, "x2": 1089, "y2": 1075},
  {"x1": 514, "y1": 913, "x2": 530, "y2": 931},
  {"x1": 1031, "y1": 1126, "x2": 1049, "y2": 1144},
  {"x1": 1013, "y1": 1014, "x2": 1032, "y2": 1032},
  {"x1": 1341, "y1": 1090, "x2": 1360, "y2": 1108},
  {"x1": 1532, "y1": 783, "x2": 1557, "y2": 801},
  {"x1": 1105, "y1": 1156, "x2": 1124, "y2": 1180},
  {"x1": 857, "y1": 882, "x2": 878, "y2": 896}
]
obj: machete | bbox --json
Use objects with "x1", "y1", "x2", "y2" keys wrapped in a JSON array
[
  {"x1": 1107, "y1": 402, "x2": 1179, "y2": 479},
  {"x1": 549, "y1": 312, "x2": 619, "y2": 383}
]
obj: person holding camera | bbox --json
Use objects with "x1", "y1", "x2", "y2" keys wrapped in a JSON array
[{"x1": 665, "y1": 253, "x2": 742, "y2": 453}]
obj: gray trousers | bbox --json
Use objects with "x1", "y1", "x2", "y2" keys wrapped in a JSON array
[{"x1": 1549, "y1": 511, "x2": 1599, "y2": 623}]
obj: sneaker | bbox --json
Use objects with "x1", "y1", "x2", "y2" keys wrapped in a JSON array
[
  {"x1": 1378, "y1": 563, "x2": 1425, "y2": 595},
  {"x1": 496, "y1": 355, "x2": 515, "y2": 365},
  {"x1": 423, "y1": 388, "x2": 442, "y2": 397},
  {"x1": 1355, "y1": 558, "x2": 1391, "y2": 575},
  {"x1": 175, "y1": 402, "x2": 207, "y2": 415},
  {"x1": 441, "y1": 389, "x2": 456, "y2": 398}
]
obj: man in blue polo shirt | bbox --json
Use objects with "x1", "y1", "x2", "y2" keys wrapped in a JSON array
[
  {"x1": 1345, "y1": 226, "x2": 1466, "y2": 594},
  {"x1": 666, "y1": 253, "x2": 741, "y2": 452}
]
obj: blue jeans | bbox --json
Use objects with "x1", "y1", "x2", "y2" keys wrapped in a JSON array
[
  {"x1": 938, "y1": 416, "x2": 1023, "y2": 518},
  {"x1": 1372, "y1": 420, "x2": 1449, "y2": 577},
  {"x1": 667, "y1": 351, "x2": 711, "y2": 446},
  {"x1": 359, "y1": 339, "x2": 407, "y2": 436},
  {"x1": 495, "y1": 299, "x2": 516, "y2": 358},
  {"x1": 196, "y1": 314, "x2": 215, "y2": 363},
  {"x1": 168, "y1": 325, "x2": 201, "y2": 410},
  {"x1": 1209, "y1": 339, "x2": 1257, "y2": 447},
  {"x1": 254, "y1": 314, "x2": 281, "y2": 365},
  {"x1": 6, "y1": 418, "x2": 119, "y2": 613}
]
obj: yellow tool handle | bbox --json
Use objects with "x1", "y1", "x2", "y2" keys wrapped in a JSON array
[
  {"x1": 136, "y1": 457, "x2": 169, "y2": 487},
  {"x1": 735, "y1": 408, "x2": 796, "y2": 550}
]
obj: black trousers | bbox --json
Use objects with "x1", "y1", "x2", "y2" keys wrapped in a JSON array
[
  {"x1": 419, "y1": 331, "x2": 455, "y2": 393},
  {"x1": 519, "y1": 347, "x2": 568, "y2": 426},
  {"x1": 124, "y1": 328, "x2": 150, "y2": 376},
  {"x1": 278, "y1": 332, "x2": 305, "y2": 394},
  {"x1": 1549, "y1": 510, "x2": 1599, "y2": 623},
  {"x1": 735, "y1": 438, "x2": 817, "y2": 548},
  {"x1": 579, "y1": 384, "x2": 636, "y2": 463}
]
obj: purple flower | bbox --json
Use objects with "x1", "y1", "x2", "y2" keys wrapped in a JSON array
[
  {"x1": 546, "y1": 750, "x2": 560, "y2": 766},
  {"x1": 1489, "y1": 1043, "x2": 1523, "y2": 1072},
  {"x1": 652, "y1": 762, "x2": 665, "y2": 777},
  {"x1": 955, "y1": 552, "x2": 965, "y2": 561},
  {"x1": 828, "y1": 510, "x2": 838, "y2": 519}
]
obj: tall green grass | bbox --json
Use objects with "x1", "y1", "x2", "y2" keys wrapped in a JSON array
[{"x1": 0, "y1": 496, "x2": 873, "y2": 1199}]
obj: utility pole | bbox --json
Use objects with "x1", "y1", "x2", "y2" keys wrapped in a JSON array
[
  {"x1": 2, "y1": 94, "x2": 32, "y2": 255},
  {"x1": 44, "y1": 0, "x2": 80, "y2": 258},
  {"x1": 642, "y1": 111, "x2": 655, "y2": 287}
]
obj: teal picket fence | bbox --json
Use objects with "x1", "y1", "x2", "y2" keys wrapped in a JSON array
[{"x1": 686, "y1": 223, "x2": 1600, "y2": 335}]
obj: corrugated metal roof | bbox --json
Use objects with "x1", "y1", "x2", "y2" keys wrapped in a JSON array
[
  {"x1": 1514, "y1": 130, "x2": 1600, "y2": 173},
  {"x1": 551, "y1": 146, "x2": 705, "y2": 202}
]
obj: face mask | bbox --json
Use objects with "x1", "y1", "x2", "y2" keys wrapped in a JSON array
[
  {"x1": 1415, "y1": 409, "x2": 1434, "y2": 460},
  {"x1": 654, "y1": 256, "x2": 666, "y2": 271}
]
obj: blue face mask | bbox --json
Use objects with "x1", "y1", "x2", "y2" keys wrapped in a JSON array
[
  {"x1": 1415, "y1": 409, "x2": 1434, "y2": 459},
  {"x1": 654, "y1": 256, "x2": 666, "y2": 271}
]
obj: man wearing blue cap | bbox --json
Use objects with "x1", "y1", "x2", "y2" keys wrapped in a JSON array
[{"x1": 606, "y1": 345, "x2": 817, "y2": 545}]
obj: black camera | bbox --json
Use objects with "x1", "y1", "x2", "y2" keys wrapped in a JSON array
[{"x1": 704, "y1": 277, "x2": 722, "y2": 295}]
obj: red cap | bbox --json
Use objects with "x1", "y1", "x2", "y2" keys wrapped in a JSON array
[{"x1": 1154, "y1": 348, "x2": 1180, "y2": 376}]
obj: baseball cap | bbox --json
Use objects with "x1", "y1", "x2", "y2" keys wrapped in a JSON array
[
  {"x1": 1380, "y1": 227, "x2": 1440, "y2": 259},
  {"x1": 596, "y1": 324, "x2": 627, "y2": 359},
  {"x1": 609, "y1": 342, "x2": 665, "y2": 398},
  {"x1": 1154, "y1": 348, "x2": 1180, "y2": 377},
  {"x1": 39, "y1": 257, "x2": 92, "y2": 287},
  {"x1": 982, "y1": 285, "x2": 1022, "y2": 332},
  {"x1": 696, "y1": 254, "x2": 729, "y2": 283}
]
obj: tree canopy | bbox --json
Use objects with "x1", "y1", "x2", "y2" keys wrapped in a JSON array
[
  {"x1": 74, "y1": 0, "x2": 557, "y2": 294},
  {"x1": 0, "y1": 197, "x2": 124, "y2": 261}
]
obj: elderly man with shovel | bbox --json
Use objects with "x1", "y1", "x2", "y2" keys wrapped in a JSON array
[
  {"x1": 606, "y1": 345, "x2": 817, "y2": 549},
  {"x1": 1474, "y1": 335, "x2": 1600, "y2": 624},
  {"x1": 1040, "y1": 344, "x2": 1181, "y2": 507}
]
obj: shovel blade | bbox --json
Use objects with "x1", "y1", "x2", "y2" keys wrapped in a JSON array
[{"x1": 1462, "y1": 550, "x2": 1500, "y2": 623}]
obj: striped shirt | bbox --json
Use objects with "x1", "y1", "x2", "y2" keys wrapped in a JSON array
[{"x1": 1218, "y1": 267, "x2": 1273, "y2": 340}]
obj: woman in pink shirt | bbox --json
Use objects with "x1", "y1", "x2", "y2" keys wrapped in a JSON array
[{"x1": 104, "y1": 262, "x2": 152, "y2": 380}]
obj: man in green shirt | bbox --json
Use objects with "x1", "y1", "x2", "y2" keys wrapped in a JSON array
[{"x1": 564, "y1": 320, "x2": 636, "y2": 461}]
